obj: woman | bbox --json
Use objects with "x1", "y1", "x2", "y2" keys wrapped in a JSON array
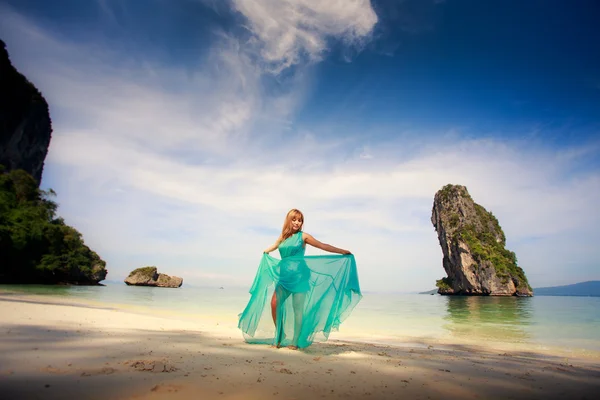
[{"x1": 238, "y1": 209, "x2": 362, "y2": 350}]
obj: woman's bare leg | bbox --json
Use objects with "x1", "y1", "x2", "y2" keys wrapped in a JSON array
[
  {"x1": 288, "y1": 292, "x2": 306, "y2": 350},
  {"x1": 271, "y1": 291, "x2": 277, "y2": 324},
  {"x1": 272, "y1": 286, "x2": 290, "y2": 348}
]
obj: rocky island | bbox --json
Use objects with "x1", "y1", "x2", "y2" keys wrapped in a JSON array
[
  {"x1": 0, "y1": 38, "x2": 107, "y2": 285},
  {"x1": 125, "y1": 267, "x2": 183, "y2": 288},
  {"x1": 431, "y1": 184, "x2": 532, "y2": 296}
]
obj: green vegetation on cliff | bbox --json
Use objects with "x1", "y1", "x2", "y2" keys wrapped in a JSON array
[
  {"x1": 0, "y1": 167, "x2": 106, "y2": 284},
  {"x1": 435, "y1": 277, "x2": 453, "y2": 291},
  {"x1": 127, "y1": 267, "x2": 157, "y2": 279}
]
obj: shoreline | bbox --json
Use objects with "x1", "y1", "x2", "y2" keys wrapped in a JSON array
[
  {"x1": 2, "y1": 289, "x2": 599, "y2": 360},
  {"x1": 1, "y1": 293, "x2": 599, "y2": 399}
]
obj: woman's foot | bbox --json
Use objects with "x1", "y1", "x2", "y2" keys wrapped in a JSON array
[{"x1": 286, "y1": 345, "x2": 299, "y2": 350}]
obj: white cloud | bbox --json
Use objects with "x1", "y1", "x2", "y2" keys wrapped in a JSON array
[
  {"x1": 46, "y1": 126, "x2": 600, "y2": 292},
  {"x1": 232, "y1": 0, "x2": 378, "y2": 73},
  {"x1": 1, "y1": 3, "x2": 599, "y2": 293}
]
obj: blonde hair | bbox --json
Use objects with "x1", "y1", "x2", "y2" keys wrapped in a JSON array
[{"x1": 281, "y1": 209, "x2": 304, "y2": 241}]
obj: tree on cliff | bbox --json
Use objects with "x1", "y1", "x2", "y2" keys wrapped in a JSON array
[{"x1": 0, "y1": 167, "x2": 107, "y2": 284}]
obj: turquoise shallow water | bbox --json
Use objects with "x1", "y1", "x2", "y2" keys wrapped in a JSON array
[{"x1": 2, "y1": 283, "x2": 599, "y2": 354}]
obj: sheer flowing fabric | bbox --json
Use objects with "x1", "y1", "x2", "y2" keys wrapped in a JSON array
[{"x1": 238, "y1": 232, "x2": 362, "y2": 348}]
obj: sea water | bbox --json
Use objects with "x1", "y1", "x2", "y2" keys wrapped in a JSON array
[{"x1": 2, "y1": 283, "x2": 599, "y2": 355}]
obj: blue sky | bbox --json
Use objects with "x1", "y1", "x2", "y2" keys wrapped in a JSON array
[{"x1": 1, "y1": 0, "x2": 599, "y2": 292}]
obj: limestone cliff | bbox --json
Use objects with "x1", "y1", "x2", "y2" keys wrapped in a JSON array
[
  {"x1": 0, "y1": 39, "x2": 106, "y2": 286},
  {"x1": 125, "y1": 267, "x2": 183, "y2": 288},
  {"x1": 0, "y1": 39, "x2": 52, "y2": 185},
  {"x1": 431, "y1": 184, "x2": 533, "y2": 296}
]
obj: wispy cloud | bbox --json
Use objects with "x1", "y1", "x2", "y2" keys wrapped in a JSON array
[
  {"x1": 96, "y1": 0, "x2": 118, "y2": 22},
  {"x1": 231, "y1": 0, "x2": 378, "y2": 73}
]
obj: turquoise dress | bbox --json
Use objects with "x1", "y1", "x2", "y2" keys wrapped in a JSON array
[{"x1": 238, "y1": 231, "x2": 362, "y2": 348}]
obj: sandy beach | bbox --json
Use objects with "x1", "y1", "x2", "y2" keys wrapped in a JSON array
[{"x1": 1, "y1": 292, "x2": 599, "y2": 400}]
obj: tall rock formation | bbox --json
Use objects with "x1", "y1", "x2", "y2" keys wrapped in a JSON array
[
  {"x1": 0, "y1": 39, "x2": 106, "y2": 285},
  {"x1": 431, "y1": 184, "x2": 533, "y2": 296},
  {"x1": 0, "y1": 39, "x2": 52, "y2": 185}
]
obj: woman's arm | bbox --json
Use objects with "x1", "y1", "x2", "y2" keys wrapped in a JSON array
[
  {"x1": 303, "y1": 233, "x2": 351, "y2": 255},
  {"x1": 263, "y1": 236, "x2": 283, "y2": 254}
]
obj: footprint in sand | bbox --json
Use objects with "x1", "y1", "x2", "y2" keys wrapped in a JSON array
[
  {"x1": 80, "y1": 367, "x2": 117, "y2": 377},
  {"x1": 125, "y1": 360, "x2": 178, "y2": 373},
  {"x1": 150, "y1": 384, "x2": 182, "y2": 393},
  {"x1": 40, "y1": 365, "x2": 67, "y2": 375}
]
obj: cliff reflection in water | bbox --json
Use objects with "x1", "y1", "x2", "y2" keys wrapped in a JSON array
[{"x1": 442, "y1": 296, "x2": 533, "y2": 343}]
